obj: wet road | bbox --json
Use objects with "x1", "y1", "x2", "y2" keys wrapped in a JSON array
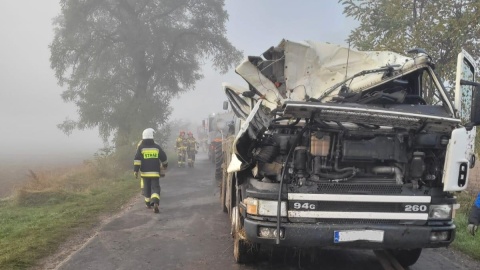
[{"x1": 54, "y1": 153, "x2": 476, "y2": 270}]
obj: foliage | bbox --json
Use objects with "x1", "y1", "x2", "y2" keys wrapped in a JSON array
[
  {"x1": 50, "y1": 0, "x2": 243, "y2": 146},
  {"x1": 339, "y1": 0, "x2": 480, "y2": 86},
  {"x1": 92, "y1": 145, "x2": 122, "y2": 176}
]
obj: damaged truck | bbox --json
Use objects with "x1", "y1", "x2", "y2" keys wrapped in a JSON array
[{"x1": 219, "y1": 40, "x2": 479, "y2": 267}]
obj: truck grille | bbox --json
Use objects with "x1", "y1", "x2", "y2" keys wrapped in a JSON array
[
  {"x1": 308, "y1": 201, "x2": 404, "y2": 212},
  {"x1": 287, "y1": 218, "x2": 426, "y2": 225},
  {"x1": 315, "y1": 183, "x2": 403, "y2": 195}
]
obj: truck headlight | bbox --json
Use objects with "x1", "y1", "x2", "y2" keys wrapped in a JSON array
[
  {"x1": 243, "y1": 198, "x2": 287, "y2": 217},
  {"x1": 428, "y1": 205, "x2": 453, "y2": 220}
]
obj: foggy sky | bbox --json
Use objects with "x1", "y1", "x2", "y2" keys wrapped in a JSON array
[
  {"x1": 0, "y1": 1, "x2": 355, "y2": 163},
  {"x1": 170, "y1": 0, "x2": 357, "y2": 125}
]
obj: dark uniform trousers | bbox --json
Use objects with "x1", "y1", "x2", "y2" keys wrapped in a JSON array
[{"x1": 143, "y1": 177, "x2": 161, "y2": 205}]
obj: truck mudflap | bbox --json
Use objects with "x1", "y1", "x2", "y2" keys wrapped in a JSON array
[{"x1": 244, "y1": 219, "x2": 455, "y2": 249}]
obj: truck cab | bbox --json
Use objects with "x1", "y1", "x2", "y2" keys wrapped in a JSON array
[{"x1": 220, "y1": 40, "x2": 479, "y2": 267}]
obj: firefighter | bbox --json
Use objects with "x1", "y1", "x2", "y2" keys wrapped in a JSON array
[
  {"x1": 175, "y1": 131, "x2": 187, "y2": 167},
  {"x1": 467, "y1": 192, "x2": 480, "y2": 236},
  {"x1": 134, "y1": 128, "x2": 168, "y2": 214},
  {"x1": 186, "y1": 131, "x2": 199, "y2": 167}
]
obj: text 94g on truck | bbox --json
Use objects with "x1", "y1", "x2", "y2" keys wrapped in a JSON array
[{"x1": 218, "y1": 40, "x2": 479, "y2": 267}]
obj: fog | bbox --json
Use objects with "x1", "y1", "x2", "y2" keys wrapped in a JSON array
[
  {"x1": 171, "y1": 0, "x2": 357, "y2": 125},
  {"x1": 0, "y1": 1, "x2": 356, "y2": 164}
]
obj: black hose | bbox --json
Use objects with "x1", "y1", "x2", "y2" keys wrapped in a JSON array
[
  {"x1": 332, "y1": 134, "x2": 356, "y2": 173},
  {"x1": 271, "y1": 116, "x2": 291, "y2": 122},
  {"x1": 333, "y1": 157, "x2": 356, "y2": 173},
  {"x1": 313, "y1": 135, "x2": 357, "y2": 180},
  {"x1": 276, "y1": 123, "x2": 309, "y2": 244},
  {"x1": 271, "y1": 117, "x2": 301, "y2": 128},
  {"x1": 314, "y1": 156, "x2": 357, "y2": 181}
]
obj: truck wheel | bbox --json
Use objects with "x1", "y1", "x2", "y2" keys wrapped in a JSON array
[
  {"x1": 214, "y1": 143, "x2": 223, "y2": 181},
  {"x1": 233, "y1": 233, "x2": 259, "y2": 263},
  {"x1": 231, "y1": 205, "x2": 260, "y2": 263},
  {"x1": 220, "y1": 174, "x2": 228, "y2": 213},
  {"x1": 231, "y1": 206, "x2": 239, "y2": 236},
  {"x1": 389, "y1": 248, "x2": 422, "y2": 267}
]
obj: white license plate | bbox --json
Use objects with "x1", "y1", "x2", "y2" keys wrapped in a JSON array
[{"x1": 334, "y1": 230, "x2": 384, "y2": 243}]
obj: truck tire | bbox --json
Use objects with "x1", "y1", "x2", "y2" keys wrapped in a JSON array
[
  {"x1": 389, "y1": 248, "x2": 422, "y2": 267},
  {"x1": 214, "y1": 142, "x2": 223, "y2": 181},
  {"x1": 232, "y1": 206, "x2": 259, "y2": 263},
  {"x1": 233, "y1": 233, "x2": 259, "y2": 263},
  {"x1": 220, "y1": 173, "x2": 228, "y2": 213}
]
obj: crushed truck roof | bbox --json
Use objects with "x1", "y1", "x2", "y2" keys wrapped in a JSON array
[{"x1": 235, "y1": 39, "x2": 431, "y2": 107}]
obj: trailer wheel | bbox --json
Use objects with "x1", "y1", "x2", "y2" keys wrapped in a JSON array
[{"x1": 389, "y1": 248, "x2": 422, "y2": 267}]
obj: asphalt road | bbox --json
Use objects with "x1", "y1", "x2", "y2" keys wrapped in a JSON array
[{"x1": 54, "y1": 153, "x2": 477, "y2": 270}]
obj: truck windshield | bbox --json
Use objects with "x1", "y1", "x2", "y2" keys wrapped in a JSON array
[{"x1": 325, "y1": 66, "x2": 451, "y2": 109}]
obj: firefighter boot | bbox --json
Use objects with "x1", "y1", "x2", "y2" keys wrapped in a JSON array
[{"x1": 145, "y1": 198, "x2": 152, "y2": 209}]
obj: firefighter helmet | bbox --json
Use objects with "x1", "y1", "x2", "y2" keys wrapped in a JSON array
[
  {"x1": 142, "y1": 128, "x2": 155, "y2": 139},
  {"x1": 187, "y1": 131, "x2": 193, "y2": 136},
  {"x1": 180, "y1": 131, "x2": 185, "y2": 135}
]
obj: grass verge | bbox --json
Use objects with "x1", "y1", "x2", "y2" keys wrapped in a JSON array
[
  {"x1": 452, "y1": 191, "x2": 480, "y2": 260},
  {"x1": 0, "y1": 157, "x2": 138, "y2": 270}
]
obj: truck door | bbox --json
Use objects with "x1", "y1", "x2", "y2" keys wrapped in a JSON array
[{"x1": 443, "y1": 50, "x2": 477, "y2": 191}]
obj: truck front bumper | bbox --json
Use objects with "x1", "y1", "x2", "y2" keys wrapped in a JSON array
[{"x1": 244, "y1": 219, "x2": 455, "y2": 249}]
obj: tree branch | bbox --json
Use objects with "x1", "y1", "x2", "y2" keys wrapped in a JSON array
[{"x1": 149, "y1": 30, "x2": 199, "y2": 80}]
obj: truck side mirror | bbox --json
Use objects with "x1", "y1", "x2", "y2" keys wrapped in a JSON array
[
  {"x1": 223, "y1": 86, "x2": 252, "y2": 120},
  {"x1": 223, "y1": 101, "x2": 229, "y2": 110}
]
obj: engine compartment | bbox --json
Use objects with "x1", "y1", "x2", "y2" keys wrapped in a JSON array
[{"x1": 252, "y1": 118, "x2": 450, "y2": 189}]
